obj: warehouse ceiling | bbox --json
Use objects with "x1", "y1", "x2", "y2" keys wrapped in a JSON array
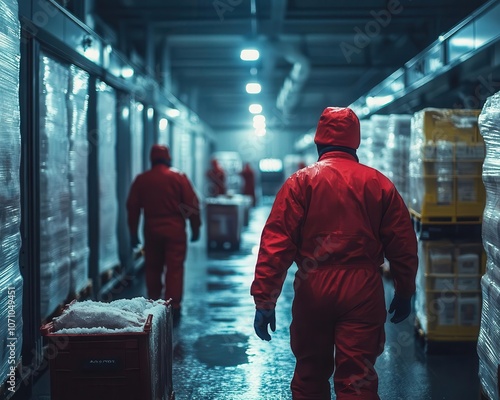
[{"x1": 93, "y1": 0, "x2": 490, "y2": 133}]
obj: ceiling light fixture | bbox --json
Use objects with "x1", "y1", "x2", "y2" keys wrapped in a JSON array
[
  {"x1": 246, "y1": 83, "x2": 261, "y2": 94},
  {"x1": 121, "y1": 66, "x2": 134, "y2": 79},
  {"x1": 240, "y1": 49, "x2": 260, "y2": 61},
  {"x1": 147, "y1": 108, "x2": 154, "y2": 119},
  {"x1": 255, "y1": 128, "x2": 267, "y2": 137},
  {"x1": 249, "y1": 104, "x2": 262, "y2": 114},
  {"x1": 166, "y1": 108, "x2": 180, "y2": 118},
  {"x1": 159, "y1": 118, "x2": 169, "y2": 130}
]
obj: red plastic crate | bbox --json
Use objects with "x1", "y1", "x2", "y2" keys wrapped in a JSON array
[{"x1": 40, "y1": 305, "x2": 173, "y2": 400}]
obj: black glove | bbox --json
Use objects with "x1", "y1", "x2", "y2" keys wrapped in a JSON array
[
  {"x1": 190, "y1": 227, "x2": 200, "y2": 242},
  {"x1": 130, "y1": 233, "x2": 141, "y2": 249},
  {"x1": 254, "y1": 309, "x2": 276, "y2": 341},
  {"x1": 388, "y1": 293, "x2": 412, "y2": 323}
]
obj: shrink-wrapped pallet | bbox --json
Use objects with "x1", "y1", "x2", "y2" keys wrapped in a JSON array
[
  {"x1": 387, "y1": 114, "x2": 412, "y2": 203},
  {"x1": 478, "y1": 90, "x2": 500, "y2": 399},
  {"x1": 0, "y1": 0, "x2": 23, "y2": 385},
  {"x1": 358, "y1": 118, "x2": 374, "y2": 167},
  {"x1": 96, "y1": 80, "x2": 120, "y2": 273},
  {"x1": 369, "y1": 115, "x2": 391, "y2": 177},
  {"x1": 39, "y1": 55, "x2": 71, "y2": 318},
  {"x1": 68, "y1": 65, "x2": 90, "y2": 294}
]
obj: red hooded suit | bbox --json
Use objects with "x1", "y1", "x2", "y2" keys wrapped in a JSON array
[
  {"x1": 207, "y1": 158, "x2": 226, "y2": 196},
  {"x1": 127, "y1": 145, "x2": 201, "y2": 311},
  {"x1": 240, "y1": 163, "x2": 256, "y2": 206},
  {"x1": 251, "y1": 107, "x2": 418, "y2": 399}
]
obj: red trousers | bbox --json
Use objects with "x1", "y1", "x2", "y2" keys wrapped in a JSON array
[
  {"x1": 290, "y1": 265, "x2": 386, "y2": 400},
  {"x1": 143, "y1": 233, "x2": 187, "y2": 309}
]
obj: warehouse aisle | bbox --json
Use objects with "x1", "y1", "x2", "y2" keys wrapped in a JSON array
[{"x1": 31, "y1": 204, "x2": 481, "y2": 400}]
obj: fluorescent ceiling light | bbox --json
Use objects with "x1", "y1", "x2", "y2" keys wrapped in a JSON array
[
  {"x1": 450, "y1": 37, "x2": 475, "y2": 47},
  {"x1": 390, "y1": 81, "x2": 404, "y2": 92},
  {"x1": 147, "y1": 108, "x2": 154, "y2": 119},
  {"x1": 249, "y1": 104, "x2": 262, "y2": 114},
  {"x1": 121, "y1": 66, "x2": 134, "y2": 78},
  {"x1": 366, "y1": 95, "x2": 394, "y2": 108},
  {"x1": 253, "y1": 115, "x2": 266, "y2": 129},
  {"x1": 246, "y1": 83, "x2": 261, "y2": 94},
  {"x1": 166, "y1": 108, "x2": 180, "y2": 118},
  {"x1": 84, "y1": 48, "x2": 100, "y2": 63},
  {"x1": 121, "y1": 107, "x2": 129, "y2": 119},
  {"x1": 240, "y1": 49, "x2": 260, "y2": 61},
  {"x1": 159, "y1": 118, "x2": 169, "y2": 130},
  {"x1": 255, "y1": 128, "x2": 266, "y2": 137},
  {"x1": 253, "y1": 120, "x2": 266, "y2": 129}
]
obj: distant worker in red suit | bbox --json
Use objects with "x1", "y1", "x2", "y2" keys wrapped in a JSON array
[
  {"x1": 240, "y1": 162, "x2": 256, "y2": 206},
  {"x1": 126, "y1": 144, "x2": 201, "y2": 325},
  {"x1": 206, "y1": 158, "x2": 227, "y2": 196},
  {"x1": 297, "y1": 161, "x2": 307, "y2": 170}
]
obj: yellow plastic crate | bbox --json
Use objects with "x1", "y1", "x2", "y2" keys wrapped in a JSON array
[
  {"x1": 456, "y1": 176, "x2": 486, "y2": 221},
  {"x1": 417, "y1": 240, "x2": 485, "y2": 342},
  {"x1": 416, "y1": 108, "x2": 481, "y2": 143}
]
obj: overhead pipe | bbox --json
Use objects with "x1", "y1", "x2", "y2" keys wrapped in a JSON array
[{"x1": 275, "y1": 43, "x2": 311, "y2": 117}]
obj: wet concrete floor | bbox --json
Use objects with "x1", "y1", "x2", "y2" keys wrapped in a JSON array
[{"x1": 31, "y1": 204, "x2": 481, "y2": 400}]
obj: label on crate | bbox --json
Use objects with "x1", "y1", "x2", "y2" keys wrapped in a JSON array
[{"x1": 82, "y1": 358, "x2": 122, "y2": 371}]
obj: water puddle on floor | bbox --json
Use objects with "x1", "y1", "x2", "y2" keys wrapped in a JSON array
[{"x1": 194, "y1": 333, "x2": 249, "y2": 367}]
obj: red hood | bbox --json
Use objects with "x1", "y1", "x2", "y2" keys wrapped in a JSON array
[
  {"x1": 314, "y1": 107, "x2": 360, "y2": 149},
  {"x1": 150, "y1": 144, "x2": 171, "y2": 163}
]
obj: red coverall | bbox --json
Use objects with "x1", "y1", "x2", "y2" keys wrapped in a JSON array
[
  {"x1": 207, "y1": 158, "x2": 227, "y2": 196},
  {"x1": 240, "y1": 163, "x2": 256, "y2": 206},
  {"x1": 127, "y1": 145, "x2": 201, "y2": 311},
  {"x1": 251, "y1": 107, "x2": 418, "y2": 400}
]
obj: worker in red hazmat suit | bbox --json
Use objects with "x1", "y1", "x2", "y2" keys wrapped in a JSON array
[
  {"x1": 240, "y1": 162, "x2": 256, "y2": 206},
  {"x1": 127, "y1": 144, "x2": 201, "y2": 324},
  {"x1": 206, "y1": 158, "x2": 226, "y2": 196},
  {"x1": 251, "y1": 107, "x2": 418, "y2": 399}
]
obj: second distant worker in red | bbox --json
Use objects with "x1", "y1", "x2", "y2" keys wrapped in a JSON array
[
  {"x1": 126, "y1": 144, "x2": 201, "y2": 323},
  {"x1": 206, "y1": 158, "x2": 227, "y2": 196},
  {"x1": 240, "y1": 162, "x2": 256, "y2": 206}
]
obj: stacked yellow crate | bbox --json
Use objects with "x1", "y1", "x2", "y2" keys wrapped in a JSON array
[
  {"x1": 409, "y1": 108, "x2": 487, "y2": 349},
  {"x1": 409, "y1": 108, "x2": 485, "y2": 223},
  {"x1": 415, "y1": 240, "x2": 486, "y2": 344}
]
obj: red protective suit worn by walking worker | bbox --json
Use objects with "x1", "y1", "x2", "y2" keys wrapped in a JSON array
[
  {"x1": 251, "y1": 107, "x2": 418, "y2": 400},
  {"x1": 206, "y1": 158, "x2": 226, "y2": 196},
  {"x1": 127, "y1": 144, "x2": 201, "y2": 323},
  {"x1": 240, "y1": 162, "x2": 256, "y2": 206}
]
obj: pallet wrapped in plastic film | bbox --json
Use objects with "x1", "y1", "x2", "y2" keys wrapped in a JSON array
[
  {"x1": 40, "y1": 297, "x2": 174, "y2": 400},
  {"x1": 477, "y1": 90, "x2": 500, "y2": 400},
  {"x1": 0, "y1": 0, "x2": 24, "y2": 389}
]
